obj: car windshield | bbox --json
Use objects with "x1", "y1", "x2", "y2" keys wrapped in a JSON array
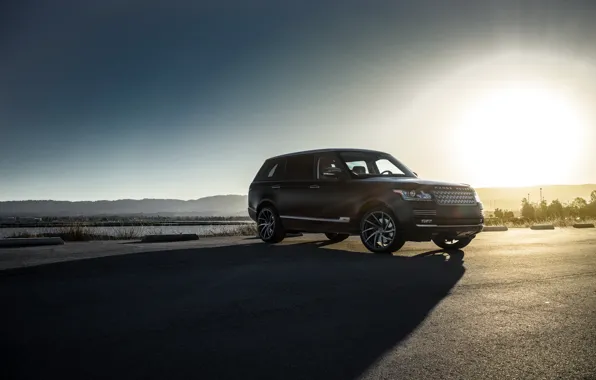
[{"x1": 339, "y1": 152, "x2": 416, "y2": 178}]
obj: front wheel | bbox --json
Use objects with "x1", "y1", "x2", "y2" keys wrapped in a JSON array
[
  {"x1": 432, "y1": 235, "x2": 474, "y2": 250},
  {"x1": 257, "y1": 207, "x2": 285, "y2": 243},
  {"x1": 324, "y1": 232, "x2": 350, "y2": 243},
  {"x1": 359, "y1": 208, "x2": 405, "y2": 254}
]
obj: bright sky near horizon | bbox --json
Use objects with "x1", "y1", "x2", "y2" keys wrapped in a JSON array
[{"x1": 1, "y1": 0, "x2": 595, "y2": 201}]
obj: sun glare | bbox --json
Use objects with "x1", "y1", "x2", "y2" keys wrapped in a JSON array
[{"x1": 453, "y1": 85, "x2": 586, "y2": 187}]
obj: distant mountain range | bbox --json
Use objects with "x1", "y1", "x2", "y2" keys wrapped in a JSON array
[
  {"x1": 1, "y1": 185, "x2": 595, "y2": 217},
  {"x1": 0, "y1": 195, "x2": 249, "y2": 217}
]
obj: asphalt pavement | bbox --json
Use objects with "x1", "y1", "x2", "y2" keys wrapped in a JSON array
[{"x1": 1, "y1": 230, "x2": 595, "y2": 379}]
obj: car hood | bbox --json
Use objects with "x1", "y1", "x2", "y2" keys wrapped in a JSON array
[{"x1": 356, "y1": 177, "x2": 473, "y2": 188}]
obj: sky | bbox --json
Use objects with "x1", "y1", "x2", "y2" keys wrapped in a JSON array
[{"x1": 1, "y1": 0, "x2": 595, "y2": 201}]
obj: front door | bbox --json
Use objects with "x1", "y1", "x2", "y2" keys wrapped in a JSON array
[{"x1": 307, "y1": 153, "x2": 352, "y2": 232}]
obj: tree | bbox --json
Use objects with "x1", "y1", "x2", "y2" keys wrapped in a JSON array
[
  {"x1": 531, "y1": 199, "x2": 548, "y2": 219},
  {"x1": 504, "y1": 210, "x2": 515, "y2": 219},
  {"x1": 535, "y1": 199, "x2": 548, "y2": 219},
  {"x1": 566, "y1": 197, "x2": 588, "y2": 218},
  {"x1": 521, "y1": 198, "x2": 535, "y2": 219},
  {"x1": 571, "y1": 197, "x2": 588, "y2": 210},
  {"x1": 586, "y1": 191, "x2": 596, "y2": 218},
  {"x1": 494, "y1": 208, "x2": 504, "y2": 219},
  {"x1": 547, "y1": 199, "x2": 563, "y2": 218}
]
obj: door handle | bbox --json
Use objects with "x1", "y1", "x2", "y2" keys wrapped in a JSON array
[
  {"x1": 271, "y1": 185, "x2": 280, "y2": 189},
  {"x1": 309, "y1": 185, "x2": 320, "y2": 189}
]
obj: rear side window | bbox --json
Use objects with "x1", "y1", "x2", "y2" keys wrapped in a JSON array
[
  {"x1": 267, "y1": 164, "x2": 279, "y2": 177},
  {"x1": 254, "y1": 159, "x2": 285, "y2": 181},
  {"x1": 285, "y1": 155, "x2": 314, "y2": 181}
]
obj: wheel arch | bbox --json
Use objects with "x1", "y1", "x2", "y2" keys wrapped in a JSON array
[
  {"x1": 257, "y1": 199, "x2": 278, "y2": 215},
  {"x1": 356, "y1": 199, "x2": 393, "y2": 223}
]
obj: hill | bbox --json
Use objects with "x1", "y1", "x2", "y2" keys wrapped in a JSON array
[{"x1": 0, "y1": 195, "x2": 249, "y2": 217}]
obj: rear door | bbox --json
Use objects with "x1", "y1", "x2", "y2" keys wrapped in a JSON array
[{"x1": 278, "y1": 154, "x2": 315, "y2": 228}]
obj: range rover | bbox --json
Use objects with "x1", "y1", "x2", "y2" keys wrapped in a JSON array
[{"x1": 248, "y1": 149, "x2": 483, "y2": 253}]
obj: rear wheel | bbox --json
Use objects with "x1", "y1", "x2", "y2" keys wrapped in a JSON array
[
  {"x1": 257, "y1": 207, "x2": 285, "y2": 243},
  {"x1": 432, "y1": 235, "x2": 474, "y2": 250},
  {"x1": 359, "y1": 208, "x2": 405, "y2": 254},
  {"x1": 324, "y1": 232, "x2": 350, "y2": 243}
]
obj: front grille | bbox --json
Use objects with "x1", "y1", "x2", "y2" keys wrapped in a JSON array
[{"x1": 432, "y1": 186, "x2": 477, "y2": 206}]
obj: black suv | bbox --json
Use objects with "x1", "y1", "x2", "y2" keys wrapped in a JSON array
[{"x1": 248, "y1": 149, "x2": 483, "y2": 253}]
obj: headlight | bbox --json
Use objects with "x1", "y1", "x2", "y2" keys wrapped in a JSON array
[{"x1": 393, "y1": 189, "x2": 433, "y2": 201}]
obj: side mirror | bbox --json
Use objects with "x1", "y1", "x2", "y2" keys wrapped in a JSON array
[{"x1": 322, "y1": 167, "x2": 343, "y2": 178}]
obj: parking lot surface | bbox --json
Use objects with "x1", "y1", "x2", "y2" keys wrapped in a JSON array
[{"x1": 2, "y1": 230, "x2": 595, "y2": 379}]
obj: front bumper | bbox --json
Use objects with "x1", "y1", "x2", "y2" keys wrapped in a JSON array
[{"x1": 390, "y1": 201, "x2": 484, "y2": 241}]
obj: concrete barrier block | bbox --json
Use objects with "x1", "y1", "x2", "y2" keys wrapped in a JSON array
[
  {"x1": 482, "y1": 226, "x2": 508, "y2": 232},
  {"x1": 0, "y1": 237, "x2": 65, "y2": 248},
  {"x1": 141, "y1": 234, "x2": 199, "y2": 243},
  {"x1": 573, "y1": 223, "x2": 595, "y2": 229},
  {"x1": 530, "y1": 224, "x2": 555, "y2": 230}
]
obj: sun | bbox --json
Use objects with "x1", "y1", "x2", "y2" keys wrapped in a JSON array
[{"x1": 452, "y1": 85, "x2": 586, "y2": 187}]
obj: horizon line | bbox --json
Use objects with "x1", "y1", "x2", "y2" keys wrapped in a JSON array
[{"x1": 2, "y1": 183, "x2": 596, "y2": 202}]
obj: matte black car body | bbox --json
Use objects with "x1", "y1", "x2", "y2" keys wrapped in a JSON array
[{"x1": 249, "y1": 149, "x2": 483, "y2": 252}]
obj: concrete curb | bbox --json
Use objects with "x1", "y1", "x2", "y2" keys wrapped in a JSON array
[
  {"x1": 141, "y1": 234, "x2": 199, "y2": 243},
  {"x1": 482, "y1": 226, "x2": 508, "y2": 232},
  {"x1": 530, "y1": 225, "x2": 555, "y2": 230},
  {"x1": 573, "y1": 223, "x2": 595, "y2": 229},
  {"x1": 0, "y1": 237, "x2": 65, "y2": 248}
]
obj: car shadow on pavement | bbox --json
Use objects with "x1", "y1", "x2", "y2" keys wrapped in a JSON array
[{"x1": 1, "y1": 241, "x2": 465, "y2": 380}]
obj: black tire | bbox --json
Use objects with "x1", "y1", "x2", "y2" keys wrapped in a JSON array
[
  {"x1": 257, "y1": 206, "x2": 285, "y2": 243},
  {"x1": 359, "y1": 207, "x2": 405, "y2": 254},
  {"x1": 432, "y1": 235, "x2": 474, "y2": 250},
  {"x1": 324, "y1": 232, "x2": 350, "y2": 243}
]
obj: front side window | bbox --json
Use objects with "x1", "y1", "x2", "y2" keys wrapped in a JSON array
[
  {"x1": 345, "y1": 160, "x2": 369, "y2": 175},
  {"x1": 340, "y1": 152, "x2": 415, "y2": 178},
  {"x1": 375, "y1": 158, "x2": 405, "y2": 175},
  {"x1": 317, "y1": 154, "x2": 342, "y2": 180}
]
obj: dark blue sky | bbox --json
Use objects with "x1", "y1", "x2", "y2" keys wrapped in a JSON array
[{"x1": 1, "y1": 0, "x2": 595, "y2": 200}]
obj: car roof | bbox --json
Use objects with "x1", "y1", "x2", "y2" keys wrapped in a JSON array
[{"x1": 268, "y1": 148, "x2": 387, "y2": 160}]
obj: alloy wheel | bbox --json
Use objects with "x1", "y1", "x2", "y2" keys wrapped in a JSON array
[
  {"x1": 257, "y1": 208, "x2": 276, "y2": 240},
  {"x1": 361, "y1": 211, "x2": 396, "y2": 249}
]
